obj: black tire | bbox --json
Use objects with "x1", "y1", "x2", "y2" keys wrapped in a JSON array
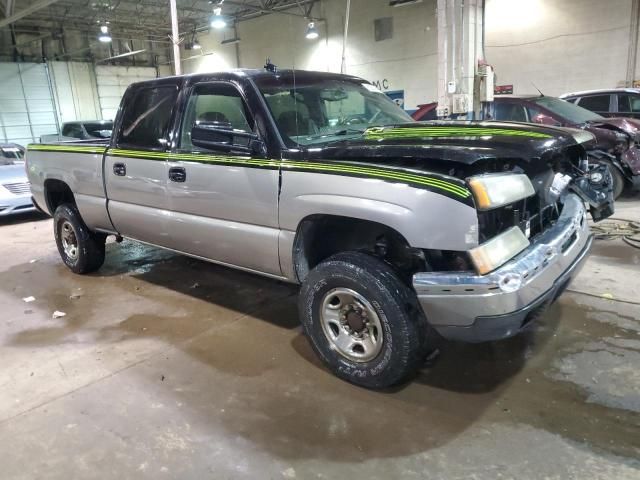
[
  {"x1": 609, "y1": 165, "x2": 625, "y2": 200},
  {"x1": 53, "y1": 203, "x2": 106, "y2": 274},
  {"x1": 299, "y1": 251, "x2": 432, "y2": 389}
]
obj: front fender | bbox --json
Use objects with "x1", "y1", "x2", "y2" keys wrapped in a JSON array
[{"x1": 279, "y1": 170, "x2": 479, "y2": 251}]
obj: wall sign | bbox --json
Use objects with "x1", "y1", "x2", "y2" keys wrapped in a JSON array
[
  {"x1": 494, "y1": 84, "x2": 514, "y2": 95},
  {"x1": 371, "y1": 79, "x2": 390, "y2": 91},
  {"x1": 385, "y1": 90, "x2": 405, "y2": 109}
]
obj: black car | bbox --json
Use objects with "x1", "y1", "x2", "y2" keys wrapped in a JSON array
[{"x1": 560, "y1": 88, "x2": 640, "y2": 119}]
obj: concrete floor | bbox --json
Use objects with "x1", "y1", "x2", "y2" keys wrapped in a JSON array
[{"x1": 1, "y1": 199, "x2": 639, "y2": 480}]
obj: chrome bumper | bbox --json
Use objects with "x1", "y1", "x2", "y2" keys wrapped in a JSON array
[{"x1": 413, "y1": 193, "x2": 591, "y2": 342}]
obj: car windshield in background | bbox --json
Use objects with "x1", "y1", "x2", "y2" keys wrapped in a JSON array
[
  {"x1": 0, "y1": 147, "x2": 24, "y2": 165},
  {"x1": 256, "y1": 78, "x2": 413, "y2": 146},
  {"x1": 531, "y1": 96, "x2": 603, "y2": 124},
  {"x1": 84, "y1": 122, "x2": 113, "y2": 138}
]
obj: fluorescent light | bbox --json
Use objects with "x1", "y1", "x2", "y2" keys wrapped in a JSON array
[
  {"x1": 305, "y1": 21, "x2": 319, "y2": 40},
  {"x1": 98, "y1": 24, "x2": 112, "y2": 43}
]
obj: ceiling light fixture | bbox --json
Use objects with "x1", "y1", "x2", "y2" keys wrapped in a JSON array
[
  {"x1": 305, "y1": 21, "x2": 319, "y2": 40},
  {"x1": 210, "y1": 6, "x2": 227, "y2": 29},
  {"x1": 97, "y1": 24, "x2": 112, "y2": 43}
]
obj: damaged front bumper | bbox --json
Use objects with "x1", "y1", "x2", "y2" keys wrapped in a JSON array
[{"x1": 413, "y1": 193, "x2": 592, "y2": 342}]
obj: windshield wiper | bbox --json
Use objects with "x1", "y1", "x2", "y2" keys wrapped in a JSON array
[{"x1": 333, "y1": 128, "x2": 366, "y2": 136}]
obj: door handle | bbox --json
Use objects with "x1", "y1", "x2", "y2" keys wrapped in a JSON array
[
  {"x1": 169, "y1": 166, "x2": 186, "y2": 183},
  {"x1": 113, "y1": 163, "x2": 126, "y2": 176}
]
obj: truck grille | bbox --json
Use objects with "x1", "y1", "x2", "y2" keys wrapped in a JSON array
[
  {"x1": 3, "y1": 182, "x2": 30, "y2": 195},
  {"x1": 478, "y1": 195, "x2": 560, "y2": 243}
]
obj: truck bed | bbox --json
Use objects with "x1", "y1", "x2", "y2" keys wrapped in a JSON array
[{"x1": 26, "y1": 142, "x2": 113, "y2": 232}]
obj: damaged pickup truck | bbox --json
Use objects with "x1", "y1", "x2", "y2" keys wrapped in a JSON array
[{"x1": 26, "y1": 69, "x2": 614, "y2": 388}]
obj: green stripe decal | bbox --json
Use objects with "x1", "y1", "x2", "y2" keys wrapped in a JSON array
[
  {"x1": 27, "y1": 145, "x2": 471, "y2": 199},
  {"x1": 28, "y1": 144, "x2": 106, "y2": 154},
  {"x1": 364, "y1": 126, "x2": 553, "y2": 140}
]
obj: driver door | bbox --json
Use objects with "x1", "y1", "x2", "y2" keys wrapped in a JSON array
[{"x1": 164, "y1": 81, "x2": 281, "y2": 276}]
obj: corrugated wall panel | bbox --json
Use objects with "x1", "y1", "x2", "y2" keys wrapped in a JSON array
[
  {"x1": 0, "y1": 63, "x2": 57, "y2": 145},
  {"x1": 95, "y1": 65, "x2": 157, "y2": 120}
]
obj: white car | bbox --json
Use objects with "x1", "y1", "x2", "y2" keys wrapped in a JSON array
[{"x1": 1, "y1": 144, "x2": 34, "y2": 216}]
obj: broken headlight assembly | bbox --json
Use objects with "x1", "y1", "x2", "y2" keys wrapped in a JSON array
[{"x1": 570, "y1": 163, "x2": 615, "y2": 222}]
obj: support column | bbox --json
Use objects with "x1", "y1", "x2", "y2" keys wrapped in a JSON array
[
  {"x1": 169, "y1": 0, "x2": 181, "y2": 75},
  {"x1": 437, "y1": 0, "x2": 488, "y2": 119}
]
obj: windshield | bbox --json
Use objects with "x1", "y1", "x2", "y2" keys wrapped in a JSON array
[
  {"x1": 255, "y1": 77, "x2": 413, "y2": 146},
  {"x1": 84, "y1": 121, "x2": 113, "y2": 138},
  {"x1": 0, "y1": 147, "x2": 24, "y2": 165},
  {"x1": 531, "y1": 96, "x2": 603, "y2": 124}
]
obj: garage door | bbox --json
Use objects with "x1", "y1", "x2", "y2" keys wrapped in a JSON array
[
  {"x1": 0, "y1": 63, "x2": 58, "y2": 146},
  {"x1": 95, "y1": 66, "x2": 159, "y2": 121}
]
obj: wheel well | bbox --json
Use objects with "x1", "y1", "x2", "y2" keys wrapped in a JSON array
[
  {"x1": 44, "y1": 179, "x2": 75, "y2": 213},
  {"x1": 292, "y1": 215, "x2": 427, "y2": 283}
]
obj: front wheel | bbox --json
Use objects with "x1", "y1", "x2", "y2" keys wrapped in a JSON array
[
  {"x1": 53, "y1": 204, "x2": 106, "y2": 274},
  {"x1": 299, "y1": 252, "x2": 432, "y2": 389}
]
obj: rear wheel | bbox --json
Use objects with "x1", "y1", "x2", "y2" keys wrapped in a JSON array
[
  {"x1": 299, "y1": 251, "x2": 432, "y2": 389},
  {"x1": 53, "y1": 204, "x2": 106, "y2": 274}
]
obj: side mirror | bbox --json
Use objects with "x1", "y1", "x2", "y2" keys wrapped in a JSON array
[
  {"x1": 191, "y1": 121, "x2": 266, "y2": 156},
  {"x1": 532, "y1": 114, "x2": 561, "y2": 126}
]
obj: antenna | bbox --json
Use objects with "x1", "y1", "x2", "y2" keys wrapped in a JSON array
[{"x1": 531, "y1": 82, "x2": 544, "y2": 97}]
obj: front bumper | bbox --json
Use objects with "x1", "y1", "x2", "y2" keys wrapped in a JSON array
[
  {"x1": 0, "y1": 194, "x2": 35, "y2": 216},
  {"x1": 413, "y1": 193, "x2": 591, "y2": 342}
]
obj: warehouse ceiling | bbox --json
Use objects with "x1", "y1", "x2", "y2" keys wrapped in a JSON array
[
  {"x1": 0, "y1": 0, "x2": 318, "y2": 63},
  {"x1": 2, "y1": 0, "x2": 318, "y2": 39}
]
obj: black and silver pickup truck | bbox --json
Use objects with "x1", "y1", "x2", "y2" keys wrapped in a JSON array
[{"x1": 26, "y1": 68, "x2": 613, "y2": 388}]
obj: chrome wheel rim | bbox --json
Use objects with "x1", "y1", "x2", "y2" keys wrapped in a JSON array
[
  {"x1": 319, "y1": 288, "x2": 383, "y2": 363},
  {"x1": 60, "y1": 221, "x2": 78, "y2": 260}
]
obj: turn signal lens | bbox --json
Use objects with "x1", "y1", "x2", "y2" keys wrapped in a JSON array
[
  {"x1": 468, "y1": 226, "x2": 530, "y2": 275},
  {"x1": 468, "y1": 173, "x2": 535, "y2": 210}
]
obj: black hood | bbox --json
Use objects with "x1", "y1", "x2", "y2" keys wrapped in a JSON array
[{"x1": 300, "y1": 121, "x2": 588, "y2": 167}]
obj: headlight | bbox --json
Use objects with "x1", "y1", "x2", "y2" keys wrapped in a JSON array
[
  {"x1": 468, "y1": 226, "x2": 530, "y2": 275},
  {"x1": 468, "y1": 173, "x2": 535, "y2": 210}
]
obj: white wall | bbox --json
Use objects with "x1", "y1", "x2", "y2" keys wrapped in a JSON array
[
  {"x1": 184, "y1": 0, "x2": 640, "y2": 108},
  {"x1": 485, "y1": 0, "x2": 634, "y2": 96},
  {"x1": 184, "y1": 0, "x2": 439, "y2": 110}
]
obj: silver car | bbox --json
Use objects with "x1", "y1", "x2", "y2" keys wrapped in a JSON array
[{"x1": 0, "y1": 144, "x2": 34, "y2": 216}]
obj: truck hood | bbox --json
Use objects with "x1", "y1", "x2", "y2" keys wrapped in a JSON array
[{"x1": 302, "y1": 121, "x2": 589, "y2": 167}]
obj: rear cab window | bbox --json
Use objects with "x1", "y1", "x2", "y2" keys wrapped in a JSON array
[{"x1": 116, "y1": 85, "x2": 179, "y2": 150}]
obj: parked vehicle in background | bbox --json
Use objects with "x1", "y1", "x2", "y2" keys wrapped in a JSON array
[
  {"x1": 40, "y1": 120, "x2": 113, "y2": 143},
  {"x1": 490, "y1": 95, "x2": 640, "y2": 198},
  {"x1": 412, "y1": 102, "x2": 438, "y2": 121},
  {"x1": 560, "y1": 88, "x2": 640, "y2": 119},
  {"x1": 1, "y1": 143, "x2": 25, "y2": 164},
  {"x1": 26, "y1": 69, "x2": 614, "y2": 388},
  {"x1": 0, "y1": 148, "x2": 34, "y2": 216}
]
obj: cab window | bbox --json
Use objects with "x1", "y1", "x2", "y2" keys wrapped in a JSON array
[
  {"x1": 117, "y1": 85, "x2": 178, "y2": 150},
  {"x1": 180, "y1": 83, "x2": 253, "y2": 150}
]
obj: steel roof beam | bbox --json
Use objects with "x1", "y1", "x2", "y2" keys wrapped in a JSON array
[{"x1": 0, "y1": 0, "x2": 60, "y2": 29}]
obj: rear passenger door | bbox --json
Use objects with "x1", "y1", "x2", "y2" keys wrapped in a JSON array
[
  {"x1": 104, "y1": 83, "x2": 179, "y2": 244},
  {"x1": 164, "y1": 81, "x2": 281, "y2": 276}
]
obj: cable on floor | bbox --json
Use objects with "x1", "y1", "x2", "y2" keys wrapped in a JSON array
[{"x1": 590, "y1": 217, "x2": 640, "y2": 249}]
